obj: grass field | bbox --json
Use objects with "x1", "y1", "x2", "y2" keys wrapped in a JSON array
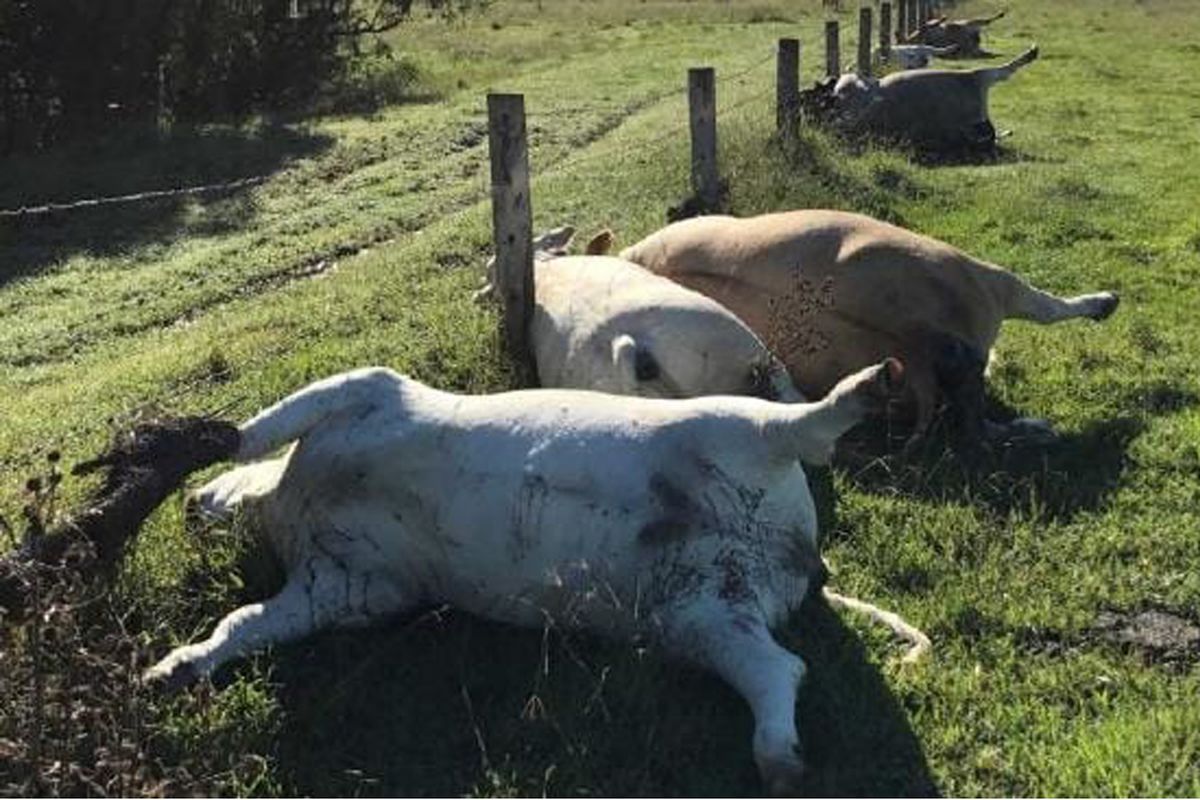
[{"x1": 2, "y1": 0, "x2": 1200, "y2": 795}]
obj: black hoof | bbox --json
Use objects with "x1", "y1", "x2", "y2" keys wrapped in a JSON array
[{"x1": 1092, "y1": 292, "x2": 1121, "y2": 321}]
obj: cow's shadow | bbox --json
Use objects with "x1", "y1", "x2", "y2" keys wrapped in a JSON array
[
  {"x1": 248, "y1": 599, "x2": 936, "y2": 797},
  {"x1": 827, "y1": 378, "x2": 1184, "y2": 522}
]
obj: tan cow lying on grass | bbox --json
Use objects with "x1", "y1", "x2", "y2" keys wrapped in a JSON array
[
  {"x1": 608, "y1": 209, "x2": 1119, "y2": 448},
  {"x1": 145, "y1": 359, "x2": 924, "y2": 794},
  {"x1": 477, "y1": 227, "x2": 800, "y2": 402},
  {"x1": 827, "y1": 45, "x2": 1039, "y2": 151}
]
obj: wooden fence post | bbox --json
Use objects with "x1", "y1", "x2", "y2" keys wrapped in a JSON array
[
  {"x1": 688, "y1": 67, "x2": 720, "y2": 211},
  {"x1": 825, "y1": 20, "x2": 840, "y2": 77},
  {"x1": 857, "y1": 7, "x2": 873, "y2": 76},
  {"x1": 776, "y1": 38, "x2": 800, "y2": 139},
  {"x1": 880, "y1": 2, "x2": 892, "y2": 59},
  {"x1": 897, "y1": 0, "x2": 908, "y2": 40},
  {"x1": 486, "y1": 93, "x2": 535, "y2": 378},
  {"x1": 918, "y1": 0, "x2": 928, "y2": 25},
  {"x1": 907, "y1": 0, "x2": 918, "y2": 37}
]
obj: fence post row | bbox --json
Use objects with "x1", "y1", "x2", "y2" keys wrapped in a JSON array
[
  {"x1": 857, "y1": 7, "x2": 872, "y2": 76},
  {"x1": 486, "y1": 93, "x2": 536, "y2": 380},
  {"x1": 825, "y1": 20, "x2": 840, "y2": 78},
  {"x1": 880, "y1": 2, "x2": 892, "y2": 59},
  {"x1": 776, "y1": 38, "x2": 800, "y2": 140},
  {"x1": 687, "y1": 67, "x2": 720, "y2": 211}
]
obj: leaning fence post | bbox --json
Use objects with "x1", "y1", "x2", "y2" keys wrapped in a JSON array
[
  {"x1": 880, "y1": 2, "x2": 892, "y2": 59},
  {"x1": 687, "y1": 67, "x2": 720, "y2": 211},
  {"x1": 857, "y1": 7, "x2": 873, "y2": 76},
  {"x1": 776, "y1": 38, "x2": 800, "y2": 139},
  {"x1": 897, "y1": 0, "x2": 908, "y2": 40},
  {"x1": 486, "y1": 93, "x2": 535, "y2": 379},
  {"x1": 825, "y1": 20, "x2": 840, "y2": 77}
]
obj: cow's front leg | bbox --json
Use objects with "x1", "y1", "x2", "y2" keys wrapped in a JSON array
[
  {"x1": 145, "y1": 576, "x2": 317, "y2": 690},
  {"x1": 145, "y1": 558, "x2": 409, "y2": 690},
  {"x1": 661, "y1": 600, "x2": 806, "y2": 796}
]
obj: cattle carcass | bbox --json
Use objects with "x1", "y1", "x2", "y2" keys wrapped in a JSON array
[
  {"x1": 145, "y1": 360, "x2": 923, "y2": 794},
  {"x1": 477, "y1": 227, "x2": 801, "y2": 402},
  {"x1": 823, "y1": 45, "x2": 1038, "y2": 152},
  {"x1": 612, "y1": 210, "x2": 1119, "y2": 446},
  {"x1": 883, "y1": 43, "x2": 960, "y2": 70},
  {"x1": 902, "y1": 9, "x2": 1007, "y2": 57}
]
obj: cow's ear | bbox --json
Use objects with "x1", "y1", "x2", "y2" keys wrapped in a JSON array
[
  {"x1": 612, "y1": 334, "x2": 660, "y2": 391},
  {"x1": 611, "y1": 334, "x2": 640, "y2": 391},
  {"x1": 586, "y1": 229, "x2": 615, "y2": 255}
]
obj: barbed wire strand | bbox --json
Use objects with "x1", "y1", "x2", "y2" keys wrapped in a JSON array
[{"x1": 0, "y1": 175, "x2": 271, "y2": 219}]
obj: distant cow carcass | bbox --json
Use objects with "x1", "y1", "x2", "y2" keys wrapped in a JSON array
[
  {"x1": 147, "y1": 360, "x2": 923, "y2": 794},
  {"x1": 823, "y1": 45, "x2": 1039, "y2": 152},
  {"x1": 883, "y1": 43, "x2": 959, "y2": 70},
  {"x1": 903, "y1": 9, "x2": 1008, "y2": 57},
  {"x1": 612, "y1": 209, "x2": 1119, "y2": 447},
  {"x1": 477, "y1": 227, "x2": 801, "y2": 402}
]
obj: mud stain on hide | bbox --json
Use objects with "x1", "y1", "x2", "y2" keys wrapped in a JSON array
[
  {"x1": 638, "y1": 473, "x2": 700, "y2": 544},
  {"x1": 509, "y1": 473, "x2": 549, "y2": 561}
]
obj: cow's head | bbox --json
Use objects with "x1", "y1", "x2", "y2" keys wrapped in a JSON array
[
  {"x1": 475, "y1": 225, "x2": 579, "y2": 302},
  {"x1": 831, "y1": 73, "x2": 884, "y2": 127},
  {"x1": 608, "y1": 329, "x2": 803, "y2": 403}
]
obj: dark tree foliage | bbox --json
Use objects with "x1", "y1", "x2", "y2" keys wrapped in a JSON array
[{"x1": 0, "y1": 0, "x2": 471, "y2": 154}]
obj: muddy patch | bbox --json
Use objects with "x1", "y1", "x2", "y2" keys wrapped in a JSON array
[{"x1": 1089, "y1": 609, "x2": 1200, "y2": 665}]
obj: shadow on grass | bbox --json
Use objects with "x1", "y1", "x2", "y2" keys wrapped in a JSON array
[
  {"x1": 0, "y1": 122, "x2": 334, "y2": 287},
  {"x1": 251, "y1": 600, "x2": 934, "y2": 797},
  {"x1": 834, "y1": 413, "x2": 1142, "y2": 524}
]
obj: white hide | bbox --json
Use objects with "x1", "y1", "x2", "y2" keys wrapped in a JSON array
[
  {"x1": 148, "y1": 361, "x2": 907, "y2": 794},
  {"x1": 478, "y1": 233, "x2": 801, "y2": 403},
  {"x1": 532, "y1": 255, "x2": 802, "y2": 402},
  {"x1": 886, "y1": 44, "x2": 958, "y2": 69}
]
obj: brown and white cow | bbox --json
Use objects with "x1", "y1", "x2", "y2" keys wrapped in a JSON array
[
  {"x1": 608, "y1": 209, "x2": 1119, "y2": 447},
  {"x1": 146, "y1": 359, "x2": 924, "y2": 794}
]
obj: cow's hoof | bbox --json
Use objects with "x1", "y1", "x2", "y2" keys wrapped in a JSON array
[
  {"x1": 1090, "y1": 292, "x2": 1120, "y2": 321},
  {"x1": 144, "y1": 656, "x2": 201, "y2": 694},
  {"x1": 759, "y1": 748, "x2": 806, "y2": 797}
]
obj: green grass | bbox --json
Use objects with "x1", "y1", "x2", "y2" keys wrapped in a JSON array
[{"x1": 2, "y1": 0, "x2": 1200, "y2": 795}]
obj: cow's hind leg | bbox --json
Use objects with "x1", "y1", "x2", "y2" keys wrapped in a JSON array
[
  {"x1": 145, "y1": 557, "x2": 410, "y2": 689},
  {"x1": 661, "y1": 599, "x2": 806, "y2": 796},
  {"x1": 1006, "y1": 282, "x2": 1120, "y2": 324}
]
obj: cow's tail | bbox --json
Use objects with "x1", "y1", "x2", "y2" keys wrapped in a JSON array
[
  {"x1": 979, "y1": 261, "x2": 1120, "y2": 325},
  {"x1": 823, "y1": 587, "x2": 932, "y2": 663},
  {"x1": 978, "y1": 44, "x2": 1038, "y2": 87},
  {"x1": 235, "y1": 367, "x2": 402, "y2": 462}
]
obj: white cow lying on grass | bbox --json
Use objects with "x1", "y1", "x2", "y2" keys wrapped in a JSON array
[
  {"x1": 146, "y1": 360, "x2": 926, "y2": 794},
  {"x1": 884, "y1": 43, "x2": 959, "y2": 70},
  {"x1": 476, "y1": 227, "x2": 800, "y2": 402}
]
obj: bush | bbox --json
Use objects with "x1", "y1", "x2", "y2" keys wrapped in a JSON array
[{"x1": 0, "y1": 0, "x2": 481, "y2": 154}]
